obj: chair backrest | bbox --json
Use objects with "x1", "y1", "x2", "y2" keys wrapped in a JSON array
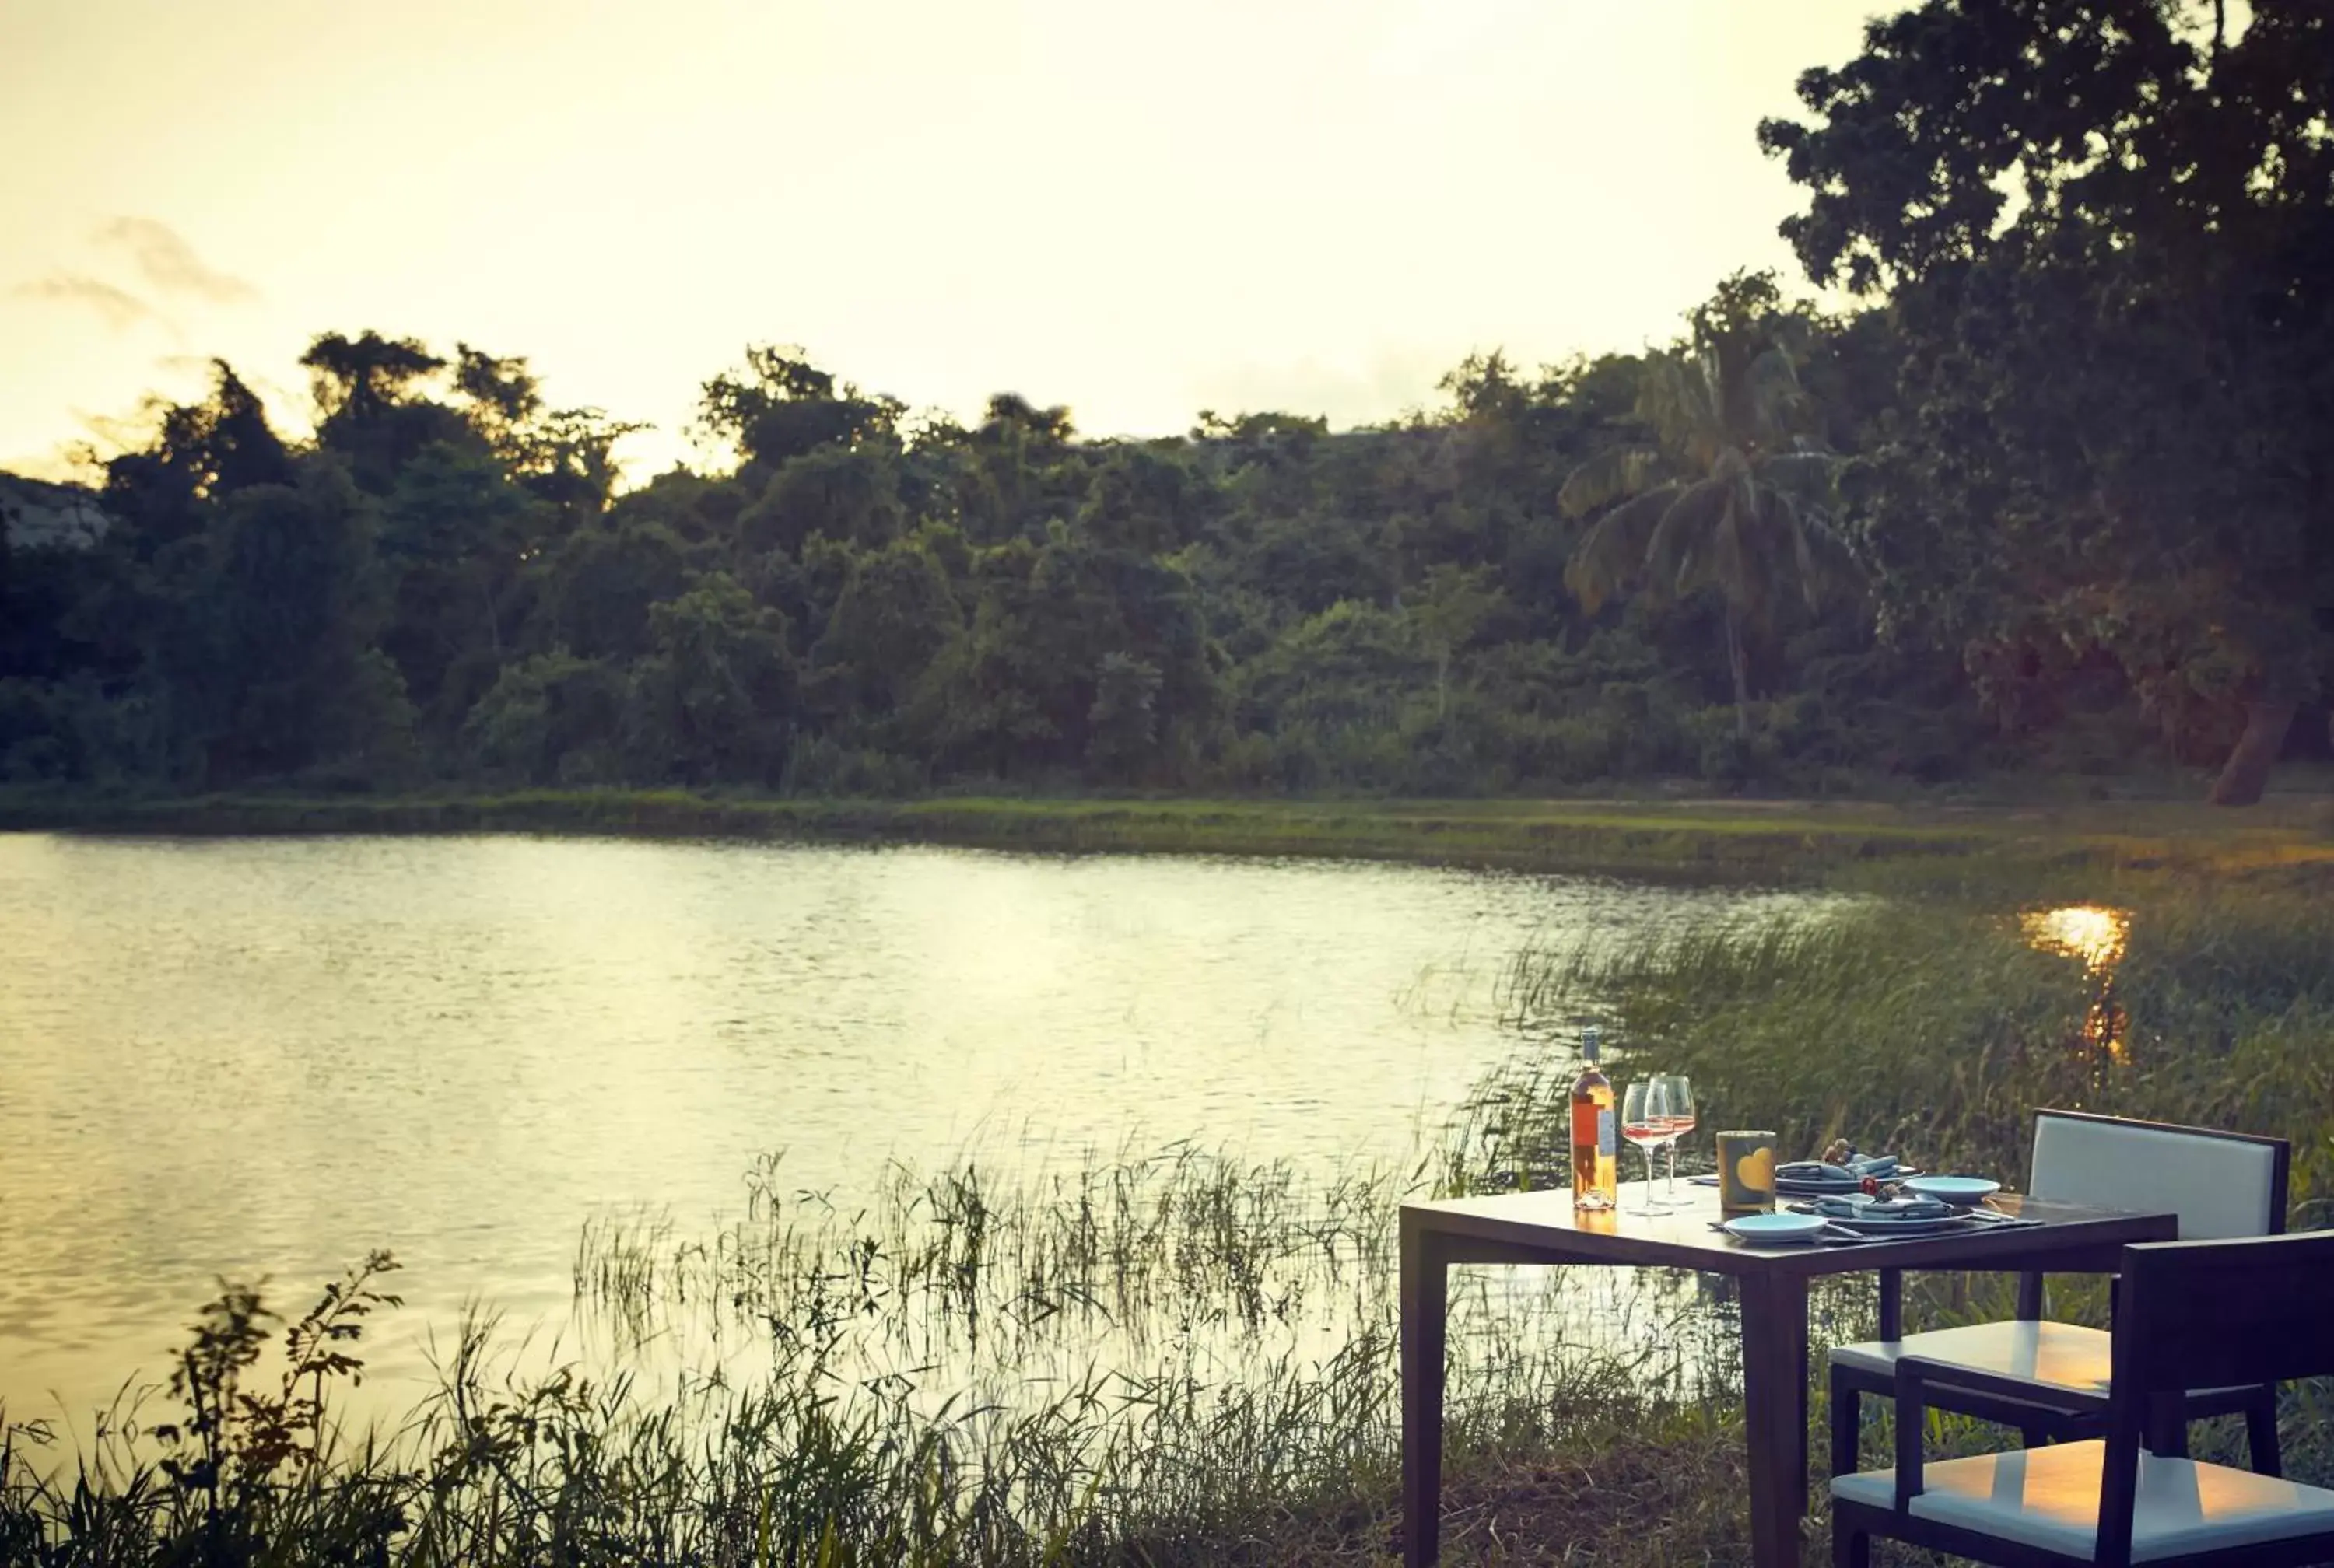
[
  {"x1": 2111, "y1": 1232, "x2": 2334, "y2": 1395},
  {"x1": 2028, "y1": 1110, "x2": 2288, "y2": 1238},
  {"x1": 2094, "y1": 1232, "x2": 2334, "y2": 1566}
]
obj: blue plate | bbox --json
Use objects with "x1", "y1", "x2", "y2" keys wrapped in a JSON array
[
  {"x1": 1722, "y1": 1212, "x2": 1828, "y2": 1244},
  {"x1": 1901, "y1": 1175, "x2": 2001, "y2": 1204}
]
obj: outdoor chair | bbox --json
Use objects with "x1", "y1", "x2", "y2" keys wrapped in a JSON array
[
  {"x1": 1831, "y1": 1230, "x2": 2334, "y2": 1567},
  {"x1": 1828, "y1": 1111, "x2": 2290, "y2": 1481}
]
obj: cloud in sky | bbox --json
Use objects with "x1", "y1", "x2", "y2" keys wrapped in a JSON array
[
  {"x1": 0, "y1": 2, "x2": 1884, "y2": 474},
  {"x1": 93, "y1": 216, "x2": 258, "y2": 304},
  {"x1": 12, "y1": 275, "x2": 165, "y2": 331},
  {"x1": 9, "y1": 217, "x2": 248, "y2": 338}
]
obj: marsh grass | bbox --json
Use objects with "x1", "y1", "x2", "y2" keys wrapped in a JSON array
[
  {"x1": 5, "y1": 1148, "x2": 1753, "y2": 1566},
  {"x1": 1458, "y1": 881, "x2": 2334, "y2": 1213},
  {"x1": 1453, "y1": 876, "x2": 2334, "y2": 1495},
  {"x1": 573, "y1": 1146, "x2": 1416, "y2": 1372}
]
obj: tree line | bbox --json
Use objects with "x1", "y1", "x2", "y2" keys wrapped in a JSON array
[{"x1": 3, "y1": 0, "x2": 2328, "y2": 803}]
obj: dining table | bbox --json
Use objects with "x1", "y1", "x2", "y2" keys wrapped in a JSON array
[{"x1": 1400, "y1": 1178, "x2": 2178, "y2": 1567}]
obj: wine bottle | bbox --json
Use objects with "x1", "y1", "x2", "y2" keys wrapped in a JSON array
[{"x1": 1569, "y1": 1026, "x2": 1617, "y2": 1209}]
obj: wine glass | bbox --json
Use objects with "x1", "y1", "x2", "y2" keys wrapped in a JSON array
[
  {"x1": 1621, "y1": 1081, "x2": 1672, "y2": 1213},
  {"x1": 1652, "y1": 1073, "x2": 1696, "y2": 1205}
]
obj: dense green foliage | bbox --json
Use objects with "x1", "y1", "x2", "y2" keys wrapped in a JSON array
[
  {"x1": 1760, "y1": 0, "x2": 2334, "y2": 799},
  {"x1": 0, "y1": 327, "x2": 1966, "y2": 800},
  {"x1": 5, "y1": 0, "x2": 2331, "y2": 802}
]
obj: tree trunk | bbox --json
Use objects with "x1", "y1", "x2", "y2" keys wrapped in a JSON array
[
  {"x1": 481, "y1": 575, "x2": 503, "y2": 663},
  {"x1": 2207, "y1": 698, "x2": 2297, "y2": 807},
  {"x1": 1723, "y1": 608, "x2": 1751, "y2": 738}
]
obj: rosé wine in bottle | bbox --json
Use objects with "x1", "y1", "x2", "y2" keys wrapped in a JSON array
[{"x1": 1569, "y1": 1027, "x2": 1617, "y2": 1209}]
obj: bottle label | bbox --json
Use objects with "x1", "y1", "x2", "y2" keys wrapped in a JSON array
[{"x1": 1572, "y1": 1104, "x2": 1619, "y2": 1162}]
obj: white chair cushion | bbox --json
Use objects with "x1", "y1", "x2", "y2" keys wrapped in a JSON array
[
  {"x1": 2031, "y1": 1117, "x2": 2280, "y2": 1239},
  {"x1": 1831, "y1": 1319, "x2": 2112, "y2": 1392},
  {"x1": 1832, "y1": 1441, "x2": 2334, "y2": 1562},
  {"x1": 1833, "y1": 1321, "x2": 2255, "y2": 1403}
]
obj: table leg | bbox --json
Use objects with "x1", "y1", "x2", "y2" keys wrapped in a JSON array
[
  {"x1": 1876, "y1": 1267, "x2": 1902, "y2": 1342},
  {"x1": 1400, "y1": 1222, "x2": 1448, "y2": 1568},
  {"x1": 1741, "y1": 1270, "x2": 1812, "y2": 1568}
]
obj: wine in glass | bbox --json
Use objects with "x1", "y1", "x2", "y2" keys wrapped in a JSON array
[
  {"x1": 1621, "y1": 1080, "x2": 1673, "y2": 1213},
  {"x1": 1652, "y1": 1073, "x2": 1696, "y2": 1206}
]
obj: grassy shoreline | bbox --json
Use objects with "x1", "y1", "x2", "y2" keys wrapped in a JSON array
[{"x1": 5, "y1": 785, "x2": 2331, "y2": 888}]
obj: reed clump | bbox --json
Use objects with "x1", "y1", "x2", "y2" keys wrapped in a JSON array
[
  {"x1": 4, "y1": 1146, "x2": 1742, "y2": 1566},
  {"x1": 573, "y1": 1145, "x2": 1413, "y2": 1377}
]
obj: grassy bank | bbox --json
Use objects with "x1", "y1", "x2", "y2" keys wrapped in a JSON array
[{"x1": 5, "y1": 784, "x2": 2332, "y2": 890}]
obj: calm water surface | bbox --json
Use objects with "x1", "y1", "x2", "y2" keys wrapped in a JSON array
[{"x1": 0, "y1": 832, "x2": 1814, "y2": 1421}]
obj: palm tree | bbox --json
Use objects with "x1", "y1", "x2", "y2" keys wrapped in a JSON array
[{"x1": 1560, "y1": 275, "x2": 1851, "y2": 737}]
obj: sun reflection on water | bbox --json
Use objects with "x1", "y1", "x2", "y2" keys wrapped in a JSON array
[
  {"x1": 2021, "y1": 905, "x2": 2130, "y2": 975},
  {"x1": 2021, "y1": 905, "x2": 2132, "y2": 1062}
]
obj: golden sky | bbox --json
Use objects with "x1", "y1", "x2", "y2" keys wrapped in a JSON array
[{"x1": 0, "y1": 0, "x2": 1885, "y2": 484}]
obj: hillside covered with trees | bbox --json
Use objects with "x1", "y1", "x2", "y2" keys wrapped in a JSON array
[{"x1": 4, "y1": 0, "x2": 2329, "y2": 804}]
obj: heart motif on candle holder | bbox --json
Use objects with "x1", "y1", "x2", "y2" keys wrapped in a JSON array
[{"x1": 1716, "y1": 1130, "x2": 1779, "y2": 1211}]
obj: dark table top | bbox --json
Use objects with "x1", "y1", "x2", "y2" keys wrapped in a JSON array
[{"x1": 1402, "y1": 1181, "x2": 2178, "y2": 1277}]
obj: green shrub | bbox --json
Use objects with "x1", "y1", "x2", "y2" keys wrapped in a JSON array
[{"x1": 780, "y1": 731, "x2": 927, "y2": 797}]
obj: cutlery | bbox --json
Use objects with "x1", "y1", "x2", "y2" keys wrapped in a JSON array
[{"x1": 1708, "y1": 1220, "x2": 1881, "y2": 1246}]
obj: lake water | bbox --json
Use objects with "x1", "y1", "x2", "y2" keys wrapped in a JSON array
[{"x1": 0, "y1": 831, "x2": 1817, "y2": 1426}]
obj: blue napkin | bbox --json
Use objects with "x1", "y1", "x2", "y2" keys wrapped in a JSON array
[
  {"x1": 1783, "y1": 1153, "x2": 1895, "y2": 1176},
  {"x1": 1777, "y1": 1154, "x2": 1900, "y2": 1182},
  {"x1": 1808, "y1": 1195, "x2": 1950, "y2": 1222}
]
